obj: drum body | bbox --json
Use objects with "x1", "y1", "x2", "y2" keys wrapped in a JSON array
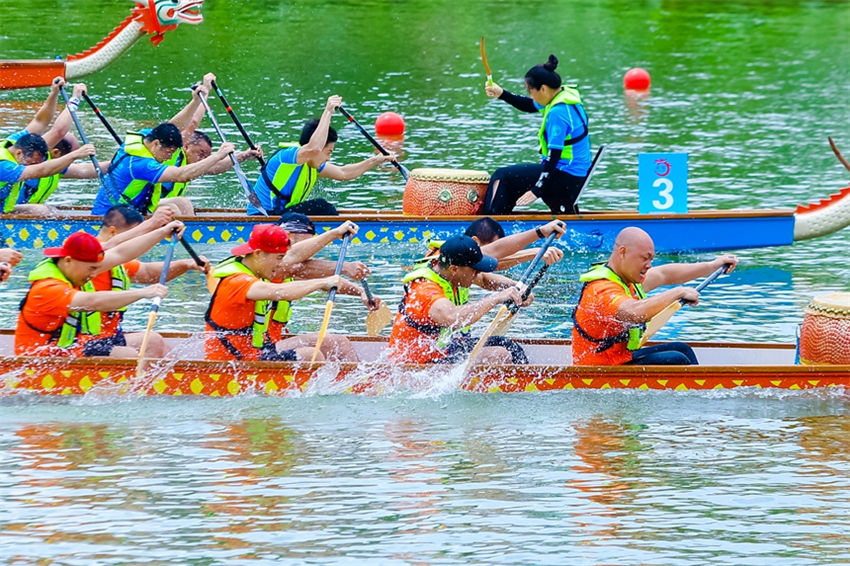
[
  {"x1": 403, "y1": 168, "x2": 490, "y2": 216},
  {"x1": 799, "y1": 292, "x2": 850, "y2": 365}
]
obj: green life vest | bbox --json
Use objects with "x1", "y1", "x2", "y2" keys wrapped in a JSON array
[
  {"x1": 161, "y1": 147, "x2": 188, "y2": 198},
  {"x1": 0, "y1": 141, "x2": 25, "y2": 213},
  {"x1": 401, "y1": 264, "x2": 471, "y2": 350},
  {"x1": 573, "y1": 263, "x2": 646, "y2": 352},
  {"x1": 108, "y1": 132, "x2": 163, "y2": 213},
  {"x1": 21, "y1": 258, "x2": 101, "y2": 348},
  {"x1": 270, "y1": 276, "x2": 294, "y2": 327},
  {"x1": 266, "y1": 142, "x2": 318, "y2": 212},
  {"x1": 19, "y1": 149, "x2": 61, "y2": 205},
  {"x1": 205, "y1": 257, "x2": 270, "y2": 349},
  {"x1": 537, "y1": 87, "x2": 588, "y2": 159},
  {"x1": 108, "y1": 264, "x2": 132, "y2": 316}
]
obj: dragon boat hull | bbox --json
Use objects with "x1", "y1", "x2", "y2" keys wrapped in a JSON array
[
  {"x1": 2, "y1": 185, "x2": 850, "y2": 253},
  {"x1": 2, "y1": 336, "x2": 848, "y2": 397}
]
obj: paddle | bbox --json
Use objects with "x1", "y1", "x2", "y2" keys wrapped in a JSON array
[
  {"x1": 337, "y1": 105, "x2": 410, "y2": 181},
  {"x1": 361, "y1": 279, "x2": 393, "y2": 336},
  {"x1": 828, "y1": 136, "x2": 850, "y2": 173},
  {"x1": 310, "y1": 233, "x2": 352, "y2": 362},
  {"x1": 81, "y1": 93, "x2": 122, "y2": 145},
  {"x1": 59, "y1": 85, "x2": 120, "y2": 204},
  {"x1": 135, "y1": 229, "x2": 179, "y2": 378},
  {"x1": 462, "y1": 227, "x2": 561, "y2": 373},
  {"x1": 192, "y1": 87, "x2": 268, "y2": 215},
  {"x1": 639, "y1": 264, "x2": 730, "y2": 346},
  {"x1": 480, "y1": 36, "x2": 494, "y2": 87},
  {"x1": 491, "y1": 263, "x2": 551, "y2": 337}
]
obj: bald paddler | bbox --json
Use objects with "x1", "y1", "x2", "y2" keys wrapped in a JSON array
[
  {"x1": 389, "y1": 235, "x2": 530, "y2": 365},
  {"x1": 572, "y1": 227, "x2": 737, "y2": 366}
]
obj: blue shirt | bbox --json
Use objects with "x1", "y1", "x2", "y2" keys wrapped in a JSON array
[
  {"x1": 248, "y1": 146, "x2": 326, "y2": 215},
  {"x1": 534, "y1": 101, "x2": 592, "y2": 176},
  {"x1": 92, "y1": 129, "x2": 168, "y2": 214},
  {"x1": 1, "y1": 130, "x2": 28, "y2": 203}
]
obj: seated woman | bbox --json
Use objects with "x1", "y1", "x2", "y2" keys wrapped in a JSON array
[{"x1": 482, "y1": 54, "x2": 592, "y2": 215}]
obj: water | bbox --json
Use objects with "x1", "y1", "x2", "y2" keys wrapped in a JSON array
[{"x1": 2, "y1": 0, "x2": 850, "y2": 563}]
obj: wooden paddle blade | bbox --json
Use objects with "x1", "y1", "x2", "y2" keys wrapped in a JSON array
[
  {"x1": 639, "y1": 302, "x2": 683, "y2": 346},
  {"x1": 462, "y1": 304, "x2": 509, "y2": 374},
  {"x1": 366, "y1": 304, "x2": 393, "y2": 336},
  {"x1": 311, "y1": 300, "x2": 335, "y2": 362},
  {"x1": 489, "y1": 310, "x2": 516, "y2": 337}
]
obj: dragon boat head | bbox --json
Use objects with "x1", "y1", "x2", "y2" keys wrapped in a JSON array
[{"x1": 134, "y1": 0, "x2": 205, "y2": 45}]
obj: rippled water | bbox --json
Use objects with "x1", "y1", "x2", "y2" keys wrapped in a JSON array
[{"x1": 2, "y1": 0, "x2": 850, "y2": 563}]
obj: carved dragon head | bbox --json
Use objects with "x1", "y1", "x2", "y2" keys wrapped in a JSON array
[{"x1": 134, "y1": 0, "x2": 205, "y2": 46}]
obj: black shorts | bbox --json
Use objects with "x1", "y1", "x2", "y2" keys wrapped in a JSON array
[
  {"x1": 258, "y1": 346, "x2": 299, "y2": 362},
  {"x1": 432, "y1": 335, "x2": 528, "y2": 365},
  {"x1": 82, "y1": 333, "x2": 127, "y2": 357}
]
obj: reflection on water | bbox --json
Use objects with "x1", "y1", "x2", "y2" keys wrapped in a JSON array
[{"x1": 1, "y1": 393, "x2": 849, "y2": 563}]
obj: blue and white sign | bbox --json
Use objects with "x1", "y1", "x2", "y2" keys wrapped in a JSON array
[{"x1": 638, "y1": 153, "x2": 688, "y2": 214}]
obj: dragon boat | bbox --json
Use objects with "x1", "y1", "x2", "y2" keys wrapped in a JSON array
[
  {"x1": 0, "y1": 0, "x2": 204, "y2": 90},
  {"x1": 2, "y1": 333, "x2": 848, "y2": 397},
  {"x1": 2, "y1": 183, "x2": 850, "y2": 253}
]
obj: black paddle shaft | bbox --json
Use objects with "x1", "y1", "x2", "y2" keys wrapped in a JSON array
[
  {"x1": 209, "y1": 80, "x2": 267, "y2": 169},
  {"x1": 82, "y1": 93, "x2": 122, "y2": 145},
  {"x1": 58, "y1": 86, "x2": 118, "y2": 203},
  {"x1": 337, "y1": 105, "x2": 409, "y2": 180},
  {"x1": 678, "y1": 264, "x2": 729, "y2": 306}
]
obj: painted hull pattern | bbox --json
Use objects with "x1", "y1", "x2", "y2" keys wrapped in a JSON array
[{"x1": 2, "y1": 349, "x2": 849, "y2": 397}]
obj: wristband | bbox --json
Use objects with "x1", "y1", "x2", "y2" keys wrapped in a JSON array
[
  {"x1": 535, "y1": 227, "x2": 545, "y2": 239},
  {"x1": 67, "y1": 97, "x2": 80, "y2": 111}
]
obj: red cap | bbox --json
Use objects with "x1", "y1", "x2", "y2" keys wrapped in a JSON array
[
  {"x1": 231, "y1": 224, "x2": 291, "y2": 256},
  {"x1": 43, "y1": 232, "x2": 105, "y2": 263}
]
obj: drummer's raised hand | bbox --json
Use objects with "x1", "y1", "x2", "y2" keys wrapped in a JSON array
[
  {"x1": 325, "y1": 95, "x2": 342, "y2": 114},
  {"x1": 485, "y1": 81, "x2": 503, "y2": 98},
  {"x1": 712, "y1": 254, "x2": 738, "y2": 274}
]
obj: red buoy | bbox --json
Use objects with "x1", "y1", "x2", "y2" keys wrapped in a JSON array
[
  {"x1": 375, "y1": 112, "x2": 405, "y2": 136},
  {"x1": 623, "y1": 68, "x2": 651, "y2": 91}
]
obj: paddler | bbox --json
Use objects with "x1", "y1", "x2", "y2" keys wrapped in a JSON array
[
  {"x1": 247, "y1": 94, "x2": 398, "y2": 216},
  {"x1": 388, "y1": 234, "x2": 530, "y2": 365},
  {"x1": 483, "y1": 54, "x2": 592, "y2": 215},
  {"x1": 15, "y1": 219, "x2": 186, "y2": 357},
  {"x1": 266, "y1": 212, "x2": 382, "y2": 359},
  {"x1": 420, "y1": 218, "x2": 566, "y2": 270},
  {"x1": 572, "y1": 227, "x2": 738, "y2": 366},
  {"x1": 1, "y1": 78, "x2": 97, "y2": 215},
  {"x1": 91, "y1": 76, "x2": 244, "y2": 217},
  {"x1": 204, "y1": 223, "x2": 372, "y2": 362},
  {"x1": 85, "y1": 205, "x2": 211, "y2": 357}
]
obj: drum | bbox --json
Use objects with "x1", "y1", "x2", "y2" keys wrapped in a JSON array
[
  {"x1": 402, "y1": 168, "x2": 490, "y2": 216},
  {"x1": 799, "y1": 292, "x2": 850, "y2": 365}
]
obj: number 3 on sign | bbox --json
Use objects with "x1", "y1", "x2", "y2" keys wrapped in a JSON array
[{"x1": 638, "y1": 153, "x2": 688, "y2": 214}]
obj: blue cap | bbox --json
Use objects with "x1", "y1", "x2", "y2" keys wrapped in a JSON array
[{"x1": 438, "y1": 235, "x2": 498, "y2": 272}]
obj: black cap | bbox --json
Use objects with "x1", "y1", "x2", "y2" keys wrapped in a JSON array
[
  {"x1": 438, "y1": 235, "x2": 498, "y2": 272},
  {"x1": 277, "y1": 211, "x2": 316, "y2": 235}
]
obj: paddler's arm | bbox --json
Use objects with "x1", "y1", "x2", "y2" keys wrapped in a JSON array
[
  {"x1": 61, "y1": 159, "x2": 113, "y2": 179},
  {"x1": 296, "y1": 95, "x2": 340, "y2": 165},
  {"x1": 101, "y1": 208, "x2": 175, "y2": 250},
  {"x1": 43, "y1": 83, "x2": 87, "y2": 148},
  {"x1": 481, "y1": 220, "x2": 565, "y2": 260},
  {"x1": 132, "y1": 256, "x2": 210, "y2": 283},
  {"x1": 428, "y1": 286, "x2": 522, "y2": 330},
  {"x1": 169, "y1": 78, "x2": 210, "y2": 132},
  {"x1": 643, "y1": 254, "x2": 738, "y2": 291},
  {"x1": 281, "y1": 221, "x2": 358, "y2": 267},
  {"x1": 290, "y1": 259, "x2": 369, "y2": 281},
  {"x1": 157, "y1": 142, "x2": 235, "y2": 183},
  {"x1": 615, "y1": 287, "x2": 699, "y2": 324},
  {"x1": 246, "y1": 275, "x2": 342, "y2": 302},
  {"x1": 26, "y1": 77, "x2": 64, "y2": 135},
  {"x1": 69, "y1": 284, "x2": 167, "y2": 312},
  {"x1": 204, "y1": 148, "x2": 263, "y2": 175},
  {"x1": 475, "y1": 272, "x2": 535, "y2": 307},
  {"x1": 95, "y1": 221, "x2": 185, "y2": 275},
  {"x1": 319, "y1": 152, "x2": 396, "y2": 181},
  {"x1": 17, "y1": 144, "x2": 96, "y2": 181}
]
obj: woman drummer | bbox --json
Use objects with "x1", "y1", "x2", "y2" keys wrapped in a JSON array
[{"x1": 483, "y1": 54, "x2": 592, "y2": 215}]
